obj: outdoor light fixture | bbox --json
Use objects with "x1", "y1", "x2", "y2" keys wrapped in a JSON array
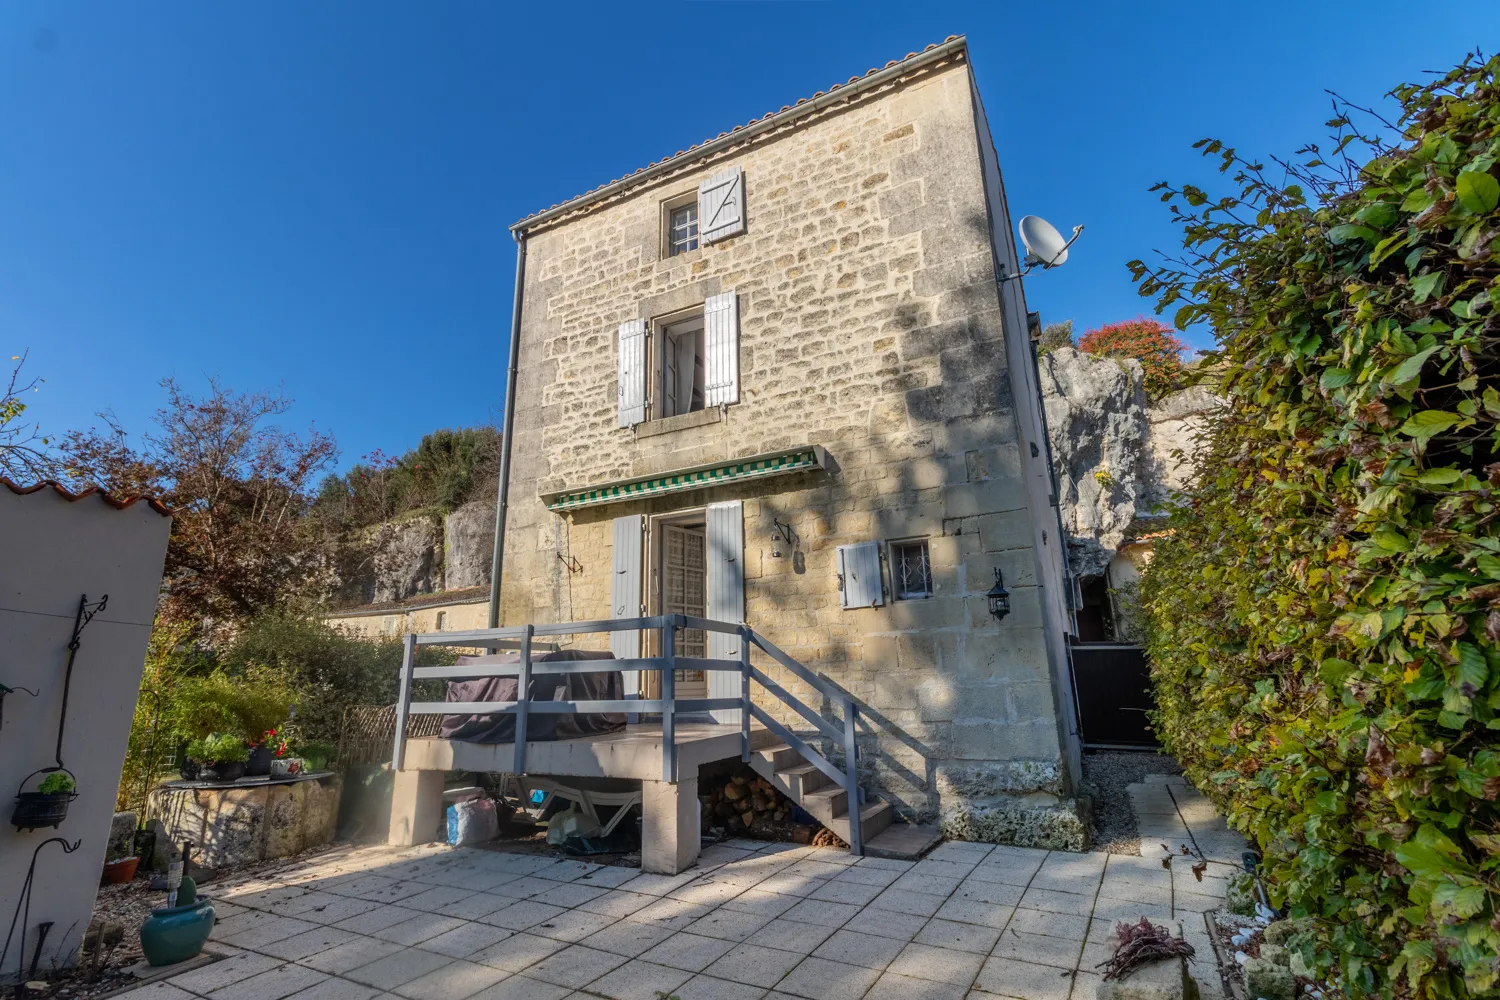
[{"x1": 986, "y1": 567, "x2": 1011, "y2": 621}]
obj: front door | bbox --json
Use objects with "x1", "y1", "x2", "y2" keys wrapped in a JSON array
[{"x1": 660, "y1": 523, "x2": 708, "y2": 702}]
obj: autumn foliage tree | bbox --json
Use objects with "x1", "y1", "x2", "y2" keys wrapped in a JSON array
[
  {"x1": 1078, "y1": 317, "x2": 1189, "y2": 398},
  {"x1": 62, "y1": 378, "x2": 336, "y2": 631}
]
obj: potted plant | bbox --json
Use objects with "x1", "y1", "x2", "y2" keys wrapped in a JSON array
[
  {"x1": 187, "y1": 734, "x2": 250, "y2": 783},
  {"x1": 246, "y1": 728, "x2": 278, "y2": 777},
  {"x1": 103, "y1": 853, "x2": 140, "y2": 883},
  {"x1": 12, "y1": 769, "x2": 79, "y2": 831}
]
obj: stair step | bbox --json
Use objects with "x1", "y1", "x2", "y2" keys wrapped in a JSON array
[
  {"x1": 862, "y1": 822, "x2": 941, "y2": 860},
  {"x1": 826, "y1": 800, "x2": 894, "y2": 845},
  {"x1": 776, "y1": 762, "x2": 829, "y2": 797},
  {"x1": 801, "y1": 784, "x2": 848, "y2": 816},
  {"x1": 754, "y1": 743, "x2": 798, "y2": 771}
]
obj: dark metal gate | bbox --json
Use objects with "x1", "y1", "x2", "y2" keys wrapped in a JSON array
[{"x1": 1070, "y1": 643, "x2": 1160, "y2": 749}]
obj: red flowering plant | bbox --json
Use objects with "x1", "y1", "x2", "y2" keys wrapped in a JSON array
[{"x1": 1077, "y1": 317, "x2": 1190, "y2": 399}]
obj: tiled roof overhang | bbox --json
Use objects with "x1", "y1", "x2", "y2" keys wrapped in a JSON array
[{"x1": 2, "y1": 477, "x2": 175, "y2": 517}]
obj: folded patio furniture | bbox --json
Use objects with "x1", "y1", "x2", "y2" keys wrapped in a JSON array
[{"x1": 439, "y1": 649, "x2": 626, "y2": 744}]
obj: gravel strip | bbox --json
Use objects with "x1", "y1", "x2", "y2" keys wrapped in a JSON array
[{"x1": 1081, "y1": 749, "x2": 1183, "y2": 855}]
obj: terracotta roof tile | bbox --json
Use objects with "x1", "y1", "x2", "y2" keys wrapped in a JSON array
[
  {"x1": 2, "y1": 477, "x2": 174, "y2": 517},
  {"x1": 512, "y1": 35, "x2": 965, "y2": 231}
]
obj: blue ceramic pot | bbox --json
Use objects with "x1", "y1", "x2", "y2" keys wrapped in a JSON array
[{"x1": 140, "y1": 898, "x2": 216, "y2": 966}]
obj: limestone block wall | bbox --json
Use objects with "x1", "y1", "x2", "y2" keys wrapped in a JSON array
[
  {"x1": 146, "y1": 775, "x2": 341, "y2": 868},
  {"x1": 498, "y1": 54, "x2": 1077, "y2": 833}
]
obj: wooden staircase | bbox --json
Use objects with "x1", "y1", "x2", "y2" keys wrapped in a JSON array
[{"x1": 748, "y1": 740, "x2": 893, "y2": 846}]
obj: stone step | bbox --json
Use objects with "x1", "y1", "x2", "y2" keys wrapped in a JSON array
[
  {"x1": 825, "y1": 800, "x2": 894, "y2": 845},
  {"x1": 863, "y1": 821, "x2": 941, "y2": 860},
  {"x1": 747, "y1": 739, "x2": 892, "y2": 850},
  {"x1": 775, "y1": 761, "x2": 830, "y2": 798}
]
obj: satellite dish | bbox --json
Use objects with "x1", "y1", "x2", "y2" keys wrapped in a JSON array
[{"x1": 1019, "y1": 216, "x2": 1074, "y2": 268}]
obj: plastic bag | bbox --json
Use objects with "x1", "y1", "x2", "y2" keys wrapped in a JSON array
[
  {"x1": 545, "y1": 805, "x2": 601, "y2": 845},
  {"x1": 446, "y1": 797, "x2": 499, "y2": 846}
]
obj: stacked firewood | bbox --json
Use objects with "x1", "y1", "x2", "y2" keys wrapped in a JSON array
[{"x1": 700, "y1": 771, "x2": 842, "y2": 847}]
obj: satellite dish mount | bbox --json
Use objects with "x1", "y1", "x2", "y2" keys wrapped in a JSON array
[{"x1": 1004, "y1": 216, "x2": 1083, "y2": 281}]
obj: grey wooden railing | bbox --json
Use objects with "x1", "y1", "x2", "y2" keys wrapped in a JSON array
[{"x1": 390, "y1": 614, "x2": 865, "y2": 854}]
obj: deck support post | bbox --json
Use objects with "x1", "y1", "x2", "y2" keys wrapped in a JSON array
[
  {"x1": 739, "y1": 626, "x2": 751, "y2": 763},
  {"x1": 641, "y1": 775, "x2": 699, "y2": 874},
  {"x1": 388, "y1": 769, "x2": 444, "y2": 847}
]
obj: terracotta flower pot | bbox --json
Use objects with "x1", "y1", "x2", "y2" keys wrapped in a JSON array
[{"x1": 103, "y1": 856, "x2": 140, "y2": 883}]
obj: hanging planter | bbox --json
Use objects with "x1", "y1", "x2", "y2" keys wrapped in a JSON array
[{"x1": 12, "y1": 769, "x2": 79, "y2": 832}]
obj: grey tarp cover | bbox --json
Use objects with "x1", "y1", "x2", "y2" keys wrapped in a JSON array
[{"x1": 439, "y1": 648, "x2": 627, "y2": 743}]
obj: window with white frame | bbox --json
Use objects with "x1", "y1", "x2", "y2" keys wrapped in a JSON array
[
  {"x1": 667, "y1": 202, "x2": 699, "y2": 256},
  {"x1": 890, "y1": 539, "x2": 933, "y2": 600},
  {"x1": 659, "y1": 312, "x2": 706, "y2": 417}
]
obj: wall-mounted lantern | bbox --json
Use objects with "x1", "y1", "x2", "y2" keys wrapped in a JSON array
[
  {"x1": 770, "y1": 519, "x2": 797, "y2": 558},
  {"x1": 986, "y1": 567, "x2": 1011, "y2": 622}
]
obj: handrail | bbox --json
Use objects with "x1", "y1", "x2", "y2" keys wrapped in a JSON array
[{"x1": 390, "y1": 613, "x2": 868, "y2": 854}]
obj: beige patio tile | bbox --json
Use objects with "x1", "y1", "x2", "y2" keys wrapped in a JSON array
[
  {"x1": 297, "y1": 896, "x2": 383, "y2": 926},
  {"x1": 576, "y1": 890, "x2": 658, "y2": 919},
  {"x1": 808, "y1": 880, "x2": 883, "y2": 906},
  {"x1": 640, "y1": 931, "x2": 737, "y2": 972},
  {"x1": 268, "y1": 891, "x2": 348, "y2": 917},
  {"x1": 973, "y1": 956, "x2": 1074, "y2": 1000},
  {"x1": 372, "y1": 913, "x2": 468, "y2": 946},
  {"x1": 489, "y1": 877, "x2": 558, "y2": 900},
  {"x1": 206, "y1": 963, "x2": 328, "y2": 1000},
  {"x1": 582, "y1": 958, "x2": 693, "y2": 1000},
  {"x1": 529, "y1": 882, "x2": 608, "y2": 909},
  {"x1": 783, "y1": 859, "x2": 848, "y2": 881},
  {"x1": 1007, "y1": 909, "x2": 1089, "y2": 942},
  {"x1": 673, "y1": 973, "x2": 769, "y2": 1000},
  {"x1": 868, "y1": 888, "x2": 946, "y2": 918},
  {"x1": 915, "y1": 919, "x2": 1001, "y2": 955},
  {"x1": 840, "y1": 906, "x2": 929, "y2": 941},
  {"x1": 469, "y1": 932, "x2": 568, "y2": 972},
  {"x1": 912, "y1": 859, "x2": 979, "y2": 880},
  {"x1": 480, "y1": 900, "x2": 568, "y2": 931},
  {"x1": 297, "y1": 937, "x2": 405, "y2": 976},
  {"x1": 115, "y1": 985, "x2": 197, "y2": 1000},
  {"x1": 1015, "y1": 888, "x2": 1094, "y2": 918},
  {"x1": 621, "y1": 871, "x2": 700, "y2": 896},
  {"x1": 231, "y1": 886, "x2": 311, "y2": 911},
  {"x1": 1088, "y1": 898, "x2": 1173, "y2": 926},
  {"x1": 416, "y1": 921, "x2": 514, "y2": 959},
  {"x1": 1172, "y1": 890, "x2": 1221, "y2": 914},
  {"x1": 865, "y1": 971, "x2": 967, "y2": 1000},
  {"x1": 532, "y1": 860, "x2": 602, "y2": 882},
  {"x1": 782, "y1": 898, "x2": 860, "y2": 927},
  {"x1": 743, "y1": 916, "x2": 837, "y2": 955},
  {"x1": 703, "y1": 942, "x2": 805, "y2": 988},
  {"x1": 281, "y1": 978, "x2": 382, "y2": 1000},
  {"x1": 469, "y1": 974, "x2": 572, "y2": 1000},
  {"x1": 343, "y1": 948, "x2": 451, "y2": 990},
  {"x1": 720, "y1": 889, "x2": 801, "y2": 919},
  {"x1": 436, "y1": 893, "x2": 513, "y2": 921},
  {"x1": 928, "y1": 842, "x2": 996, "y2": 864},
  {"x1": 572, "y1": 865, "x2": 641, "y2": 889},
  {"x1": 990, "y1": 930, "x2": 1077, "y2": 971},
  {"x1": 627, "y1": 896, "x2": 715, "y2": 931},
  {"x1": 889, "y1": 873, "x2": 961, "y2": 897},
  {"x1": 166, "y1": 952, "x2": 280, "y2": 991},
  {"x1": 400, "y1": 886, "x2": 482, "y2": 912},
  {"x1": 523, "y1": 944, "x2": 627, "y2": 987},
  {"x1": 829, "y1": 866, "x2": 901, "y2": 889},
  {"x1": 811, "y1": 928, "x2": 906, "y2": 970},
  {"x1": 391, "y1": 959, "x2": 509, "y2": 1000},
  {"x1": 752, "y1": 873, "x2": 823, "y2": 898},
  {"x1": 217, "y1": 915, "x2": 323, "y2": 950},
  {"x1": 887, "y1": 943, "x2": 984, "y2": 986},
  {"x1": 256, "y1": 927, "x2": 362, "y2": 962},
  {"x1": 580, "y1": 920, "x2": 677, "y2": 958},
  {"x1": 686, "y1": 907, "x2": 773, "y2": 942},
  {"x1": 934, "y1": 898, "x2": 1014, "y2": 930},
  {"x1": 333, "y1": 906, "x2": 423, "y2": 935},
  {"x1": 775, "y1": 956, "x2": 881, "y2": 1000},
  {"x1": 530, "y1": 908, "x2": 616, "y2": 943},
  {"x1": 669, "y1": 878, "x2": 747, "y2": 907}
]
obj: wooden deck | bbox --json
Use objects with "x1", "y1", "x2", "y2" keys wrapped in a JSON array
[{"x1": 400, "y1": 721, "x2": 778, "y2": 781}]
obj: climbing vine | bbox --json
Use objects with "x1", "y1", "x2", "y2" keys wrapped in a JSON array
[{"x1": 1134, "y1": 54, "x2": 1500, "y2": 998}]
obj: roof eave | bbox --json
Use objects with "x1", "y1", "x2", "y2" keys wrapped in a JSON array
[{"x1": 510, "y1": 36, "x2": 969, "y2": 235}]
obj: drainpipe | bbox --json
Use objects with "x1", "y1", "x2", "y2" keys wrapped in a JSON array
[{"x1": 488, "y1": 233, "x2": 528, "y2": 628}]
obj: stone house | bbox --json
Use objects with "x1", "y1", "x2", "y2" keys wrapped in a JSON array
[{"x1": 337, "y1": 37, "x2": 1089, "y2": 847}]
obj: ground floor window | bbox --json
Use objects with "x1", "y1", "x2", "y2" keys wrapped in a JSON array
[{"x1": 889, "y1": 538, "x2": 933, "y2": 600}]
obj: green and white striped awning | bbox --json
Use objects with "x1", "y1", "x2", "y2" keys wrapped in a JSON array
[{"x1": 542, "y1": 446, "x2": 828, "y2": 512}]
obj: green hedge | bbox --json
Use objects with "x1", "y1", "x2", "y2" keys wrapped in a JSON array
[{"x1": 1134, "y1": 56, "x2": 1500, "y2": 998}]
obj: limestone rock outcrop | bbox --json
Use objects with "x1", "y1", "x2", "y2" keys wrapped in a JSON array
[
  {"x1": 1038, "y1": 348, "x2": 1217, "y2": 579},
  {"x1": 444, "y1": 500, "x2": 496, "y2": 590}
]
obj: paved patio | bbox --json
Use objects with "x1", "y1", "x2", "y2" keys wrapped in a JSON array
[{"x1": 117, "y1": 827, "x2": 1239, "y2": 1000}]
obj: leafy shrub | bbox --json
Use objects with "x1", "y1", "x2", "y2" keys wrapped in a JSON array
[
  {"x1": 1078, "y1": 318, "x2": 1188, "y2": 398},
  {"x1": 38, "y1": 772, "x2": 75, "y2": 795},
  {"x1": 1036, "y1": 320, "x2": 1075, "y2": 355},
  {"x1": 169, "y1": 668, "x2": 298, "y2": 743},
  {"x1": 310, "y1": 426, "x2": 499, "y2": 532},
  {"x1": 1134, "y1": 55, "x2": 1500, "y2": 998},
  {"x1": 187, "y1": 733, "x2": 249, "y2": 763}
]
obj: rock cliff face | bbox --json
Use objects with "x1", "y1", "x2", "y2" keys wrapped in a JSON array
[
  {"x1": 1038, "y1": 348, "x2": 1216, "y2": 579},
  {"x1": 444, "y1": 500, "x2": 496, "y2": 591}
]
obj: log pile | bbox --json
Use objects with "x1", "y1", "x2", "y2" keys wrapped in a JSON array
[{"x1": 700, "y1": 770, "x2": 842, "y2": 847}]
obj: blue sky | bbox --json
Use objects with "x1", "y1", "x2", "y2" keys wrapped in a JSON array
[{"x1": 2, "y1": 3, "x2": 1494, "y2": 473}]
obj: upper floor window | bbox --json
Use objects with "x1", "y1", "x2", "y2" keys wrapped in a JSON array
[
  {"x1": 660, "y1": 312, "x2": 705, "y2": 416},
  {"x1": 668, "y1": 203, "x2": 699, "y2": 256}
]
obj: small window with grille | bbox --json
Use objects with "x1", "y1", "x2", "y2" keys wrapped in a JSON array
[
  {"x1": 890, "y1": 539, "x2": 933, "y2": 600},
  {"x1": 667, "y1": 202, "x2": 699, "y2": 256}
]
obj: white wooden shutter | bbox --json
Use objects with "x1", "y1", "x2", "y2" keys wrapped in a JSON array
[
  {"x1": 703, "y1": 291, "x2": 739, "y2": 407},
  {"x1": 617, "y1": 318, "x2": 647, "y2": 427},
  {"x1": 837, "y1": 541, "x2": 885, "y2": 609},
  {"x1": 698, "y1": 167, "x2": 746, "y2": 243},
  {"x1": 705, "y1": 500, "x2": 744, "y2": 724},
  {"x1": 610, "y1": 514, "x2": 644, "y2": 694}
]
